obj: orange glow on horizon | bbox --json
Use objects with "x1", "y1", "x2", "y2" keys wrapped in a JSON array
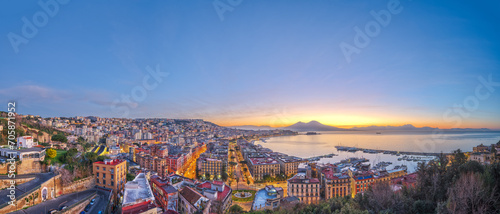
[{"x1": 214, "y1": 118, "x2": 498, "y2": 130}]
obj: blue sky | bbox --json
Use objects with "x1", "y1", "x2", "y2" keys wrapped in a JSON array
[{"x1": 1, "y1": 0, "x2": 499, "y2": 129}]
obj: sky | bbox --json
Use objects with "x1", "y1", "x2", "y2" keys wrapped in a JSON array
[{"x1": 1, "y1": 0, "x2": 499, "y2": 129}]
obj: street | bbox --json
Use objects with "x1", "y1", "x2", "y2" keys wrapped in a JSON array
[
  {"x1": 9, "y1": 188, "x2": 111, "y2": 214},
  {"x1": 0, "y1": 173, "x2": 55, "y2": 207}
]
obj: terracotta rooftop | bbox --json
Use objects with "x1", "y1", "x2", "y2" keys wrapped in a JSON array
[{"x1": 179, "y1": 186, "x2": 204, "y2": 206}]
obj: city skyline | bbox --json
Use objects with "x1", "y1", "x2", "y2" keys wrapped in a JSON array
[{"x1": 1, "y1": 1, "x2": 500, "y2": 129}]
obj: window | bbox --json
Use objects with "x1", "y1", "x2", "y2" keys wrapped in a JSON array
[
  {"x1": 103, "y1": 180, "x2": 106, "y2": 185},
  {"x1": 97, "y1": 166, "x2": 99, "y2": 170},
  {"x1": 111, "y1": 181, "x2": 114, "y2": 186},
  {"x1": 103, "y1": 174, "x2": 106, "y2": 178},
  {"x1": 97, "y1": 172, "x2": 99, "y2": 177},
  {"x1": 111, "y1": 175, "x2": 114, "y2": 180}
]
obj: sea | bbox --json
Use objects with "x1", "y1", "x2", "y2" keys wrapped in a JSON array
[{"x1": 254, "y1": 130, "x2": 500, "y2": 173}]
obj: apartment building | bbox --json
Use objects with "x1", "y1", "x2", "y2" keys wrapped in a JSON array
[
  {"x1": 179, "y1": 186, "x2": 211, "y2": 214},
  {"x1": 93, "y1": 159, "x2": 127, "y2": 194},
  {"x1": 150, "y1": 175, "x2": 178, "y2": 212},
  {"x1": 287, "y1": 173, "x2": 321, "y2": 204},
  {"x1": 248, "y1": 157, "x2": 281, "y2": 181},
  {"x1": 277, "y1": 156, "x2": 307, "y2": 176},
  {"x1": 196, "y1": 181, "x2": 232, "y2": 213},
  {"x1": 349, "y1": 171, "x2": 375, "y2": 197},
  {"x1": 197, "y1": 157, "x2": 224, "y2": 179},
  {"x1": 321, "y1": 168, "x2": 350, "y2": 199}
]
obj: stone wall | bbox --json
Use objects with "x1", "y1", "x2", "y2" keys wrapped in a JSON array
[
  {"x1": 0, "y1": 177, "x2": 35, "y2": 190},
  {"x1": 0, "y1": 160, "x2": 46, "y2": 175},
  {"x1": 0, "y1": 174, "x2": 62, "y2": 213},
  {"x1": 62, "y1": 177, "x2": 95, "y2": 195},
  {"x1": 0, "y1": 162, "x2": 10, "y2": 174},
  {"x1": 16, "y1": 159, "x2": 45, "y2": 175}
]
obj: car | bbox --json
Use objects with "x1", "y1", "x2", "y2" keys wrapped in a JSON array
[
  {"x1": 48, "y1": 209, "x2": 57, "y2": 214},
  {"x1": 98, "y1": 211, "x2": 102, "y2": 214},
  {"x1": 84, "y1": 204, "x2": 91, "y2": 212},
  {"x1": 80, "y1": 212, "x2": 85, "y2": 214},
  {"x1": 90, "y1": 198, "x2": 96, "y2": 205},
  {"x1": 59, "y1": 205, "x2": 68, "y2": 210}
]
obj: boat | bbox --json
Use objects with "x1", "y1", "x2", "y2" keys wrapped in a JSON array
[
  {"x1": 376, "y1": 132, "x2": 382, "y2": 134},
  {"x1": 306, "y1": 132, "x2": 319, "y2": 135}
]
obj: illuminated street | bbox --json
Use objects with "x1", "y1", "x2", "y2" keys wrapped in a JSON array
[{"x1": 182, "y1": 146, "x2": 206, "y2": 179}]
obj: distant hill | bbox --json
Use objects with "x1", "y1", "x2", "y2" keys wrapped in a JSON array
[
  {"x1": 230, "y1": 122, "x2": 492, "y2": 132},
  {"x1": 284, "y1": 121, "x2": 346, "y2": 132},
  {"x1": 229, "y1": 125, "x2": 276, "y2": 130},
  {"x1": 351, "y1": 124, "x2": 491, "y2": 131},
  {"x1": 350, "y1": 124, "x2": 436, "y2": 131}
]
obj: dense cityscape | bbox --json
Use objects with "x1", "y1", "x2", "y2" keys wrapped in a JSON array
[
  {"x1": 2, "y1": 1, "x2": 500, "y2": 214},
  {"x1": 0, "y1": 113, "x2": 499, "y2": 214}
]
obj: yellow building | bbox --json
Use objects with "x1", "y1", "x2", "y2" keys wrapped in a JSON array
[{"x1": 93, "y1": 159, "x2": 127, "y2": 194}]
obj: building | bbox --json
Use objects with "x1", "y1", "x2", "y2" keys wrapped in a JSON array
[
  {"x1": 197, "y1": 157, "x2": 224, "y2": 180},
  {"x1": 93, "y1": 159, "x2": 128, "y2": 195},
  {"x1": 167, "y1": 155, "x2": 184, "y2": 174},
  {"x1": 321, "y1": 168, "x2": 350, "y2": 199},
  {"x1": 196, "y1": 181, "x2": 232, "y2": 213},
  {"x1": 287, "y1": 172, "x2": 320, "y2": 204},
  {"x1": 277, "y1": 156, "x2": 307, "y2": 176},
  {"x1": 129, "y1": 147, "x2": 136, "y2": 162},
  {"x1": 248, "y1": 157, "x2": 281, "y2": 181},
  {"x1": 253, "y1": 185, "x2": 285, "y2": 210},
  {"x1": 17, "y1": 136, "x2": 37, "y2": 149},
  {"x1": 150, "y1": 175, "x2": 178, "y2": 212},
  {"x1": 392, "y1": 172, "x2": 418, "y2": 190},
  {"x1": 0, "y1": 147, "x2": 45, "y2": 161},
  {"x1": 178, "y1": 186, "x2": 211, "y2": 214},
  {"x1": 473, "y1": 144, "x2": 490, "y2": 153},
  {"x1": 349, "y1": 171, "x2": 375, "y2": 197},
  {"x1": 122, "y1": 173, "x2": 158, "y2": 214},
  {"x1": 469, "y1": 152, "x2": 492, "y2": 164}
]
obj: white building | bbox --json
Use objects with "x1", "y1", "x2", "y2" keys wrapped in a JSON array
[{"x1": 17, "y1": 136, "x2": 37, "y2": 149}]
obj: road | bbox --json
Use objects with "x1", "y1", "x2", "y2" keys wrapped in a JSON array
[
  {"x1": 9, "y1": 188, "x2": 111, "y2": 214},
  {"x1": 0, "y1": 174, "x2": 37, "y2": 180},
  {"x1": 182, "y1": 146, "x2": 206, "y2": 179},
  {"x1": 0, "y1": 173, "x2": 55, "y2": 207}
]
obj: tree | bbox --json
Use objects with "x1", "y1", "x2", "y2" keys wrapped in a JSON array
[
  {"x1": 46, "y1": 148, "x2": 57, "y2": 159},
  {"x1": 221, "y1": 165, "x2": 228, "y2": 181},
  {"x1": 229, "y1": 205, "x2": 244, "y2": 214},
  {"x1": 126, "y1": 173, "x2": 135, "y2": 181},
  {"x1": 452, "y1": 149, "x2": 467, "y2": 166},
  {"x1": 447, "y1": 172, "x2": 493, "y2": 214},
  {"x1": 205, "y1": 172, "x2": 211, "y2": 180},
  {"x1": 51, "y1": 133, "x2": 67, "y2": 143}
]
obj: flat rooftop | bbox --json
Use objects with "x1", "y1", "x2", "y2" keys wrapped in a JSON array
[
  {"x1": 123, "y1": 173, "x2": 155, "y2": 207},
  {"x1": 249, "y1": 157, "x2": 279, "y2": 165}
]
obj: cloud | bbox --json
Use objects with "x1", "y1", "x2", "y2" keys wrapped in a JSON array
[{"x1": 0, "y1": 85, "x2": 71, "y2": 102}]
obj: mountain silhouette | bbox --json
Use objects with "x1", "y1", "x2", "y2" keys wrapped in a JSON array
[{"x1": 285, "y1": 121, "x2": 346, "y2": 131}]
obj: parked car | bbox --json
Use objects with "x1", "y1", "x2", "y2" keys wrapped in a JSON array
[
  {"x1": 80, "y1": 212, "x2": 85, "y2": 214},
  {"x1": 84, "y1": 204, "x2": 91, "y2": 212},
  {"x1": 90, "y1": 198, "x2": 96, "y2": 205},
  {"x1": 48, "y1": 209, "x2": 57, "y2": 214},
  {"x1": 59, "y1": 205, "x2": 68, "y2": 210}
]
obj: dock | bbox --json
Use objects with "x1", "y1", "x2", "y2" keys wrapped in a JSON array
[{"x1": 334, "y1": 146, "x2": 448, "y2": 157}]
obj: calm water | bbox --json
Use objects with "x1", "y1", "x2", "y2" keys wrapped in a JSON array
[{"x1": 255, "y1": 131, "x2": 500, "y2": 173}]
